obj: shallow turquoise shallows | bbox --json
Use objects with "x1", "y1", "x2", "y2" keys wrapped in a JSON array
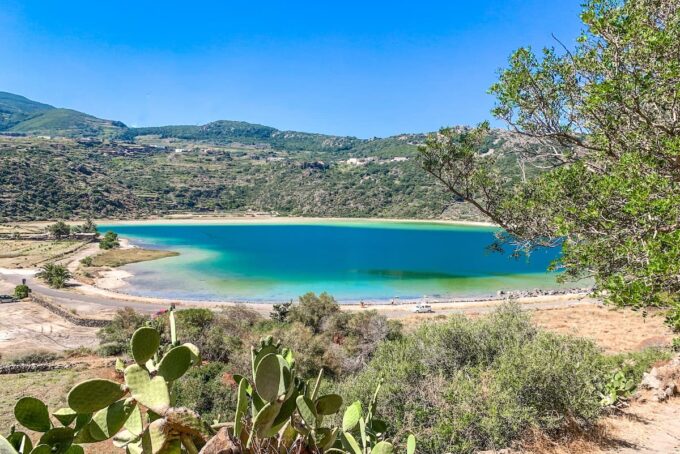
[{"x1": 98, "y1": 221, "x2": 568, "y2": 302}]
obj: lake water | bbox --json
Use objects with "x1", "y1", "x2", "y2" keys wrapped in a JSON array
[{"x1": 98, "y1": 221, "x2": 567, "y2": 302}]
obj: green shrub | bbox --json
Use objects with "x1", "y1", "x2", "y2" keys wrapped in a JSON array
[
  {"x1": 80, "y1": 256, "x2": 93, "y2": 266},
  {"x1": 289, "y1": 291, "x2": 340, "y2": 332},
  {"x1": 46, "y1": 221, "x2": 71, "y2": 239},
  {"x1": 173, "y1": 362, "x2": 237, "y2": 423},
  {"x1": 13, "y1": 284, "x2": 30, "y2": 299},
  {"x1": 99, "y1": 230, "x2": 120, "y2": 249},
  {"x1": 10, "y1": 350, "x2": 60, "y2": 364},
  {"x1": 338, "y1": 303, "x2": 613, "y2": 453},
  {"x1": 96, "y1": 307, "x2": 149, "y2": 356}
]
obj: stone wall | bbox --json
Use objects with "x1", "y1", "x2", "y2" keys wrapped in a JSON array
[
  {"x1": 30, "y1": 294, "x2": 109, "y2": 327},
  {"x1": 0, "y1": 363, "x2": 69, "y2": 375}
]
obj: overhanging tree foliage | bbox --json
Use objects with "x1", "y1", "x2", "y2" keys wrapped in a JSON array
[{"x1": 420, "y1": 0, "x2": 680, "y2": 313}]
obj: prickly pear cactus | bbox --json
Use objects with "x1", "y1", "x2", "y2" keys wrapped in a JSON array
[{"x1": 0, "y1": 308, "x2": 415, "y2": 454}]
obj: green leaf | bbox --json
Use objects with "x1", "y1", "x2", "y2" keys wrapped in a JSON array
[
  {"x1": 371, "y1": 441, "x2": 394, "y2": 454},
  {"x1": 6, "y1": 431, "x2": 32, "y2": 454},
  {"x1": 315, "y1": 394, "x2": 343, "y2": 415},
  {"x1": 255, "y1": 353, "x2": 282, "y2": 403},
  {"x1": 38, "y1": 427, "x2": 74, "y2": 454},
  {"x1": 124, "y1": 365, "x2": 170, "y2": 415},
  {"x1": 14, "y1": 397, "x2": 51, "y2": 432},
  {"x1": 88, "y1": 400, "x2": 136, "y2": 441},
  {"x1": 295, "y1": 395, "x2": 317, "y2": 428},
  {"x1": 53, "y1": 408, "x2": 78, "y2": 427},
  {"x1": 342, "y1": 401, "x2": 362, "y2": 432},
  {"x1": 157, "y1": 346, "x2": 194, "y2": 381},
  {"x1": 0, "y1": 435, "x2": 20, "y2": 454},
  {"x1": 130, "y1": 327, "x2": 160, "y2": 366},
  {"x1": 67, "y1": 379, "x2": 126, "y2": 414},
  {"x1": 407, "y1": 434, "x2": 416, "y2": 454}
]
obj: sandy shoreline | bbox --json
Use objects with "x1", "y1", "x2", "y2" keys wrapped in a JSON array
[{"x1": 94, "y1": 215, "x2": 498, "y2": 228}]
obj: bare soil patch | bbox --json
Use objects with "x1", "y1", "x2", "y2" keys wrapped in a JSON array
[
  {"x1": 0, "y1": 301, "x2": 101, "y2": 356},
  {"x1": 531, "y1": 305, "x2": 672, "y2": 354}
]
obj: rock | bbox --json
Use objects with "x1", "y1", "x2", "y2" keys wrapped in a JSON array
[
  {"x1": 641, "y1": 372, "x2": 662, "y2": 390},
  {"x1": 664, "y1": 386, "x2": 675, "y2": 398}
]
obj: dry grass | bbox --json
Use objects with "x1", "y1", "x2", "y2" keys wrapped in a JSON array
[
  {"x1": 0, "y1": 239, "x2": 87, "y2": 268},
  {"x1": 89, "y1": 248, "x2": 178, "y2": 267},
  {"x1": 530, "y1": 304, "x2": 673, "y2": 354}
]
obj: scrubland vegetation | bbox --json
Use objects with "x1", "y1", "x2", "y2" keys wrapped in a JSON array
[{"x1": 84, "y1": 297, "x2": 670, "y2": 453}]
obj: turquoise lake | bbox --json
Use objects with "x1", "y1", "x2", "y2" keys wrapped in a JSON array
[{"x1": 98, "y1": 221, "x2": 567, "y2": 302}]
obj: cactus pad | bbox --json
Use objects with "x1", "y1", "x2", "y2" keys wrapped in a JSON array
[
  {"x1": 88, "y1": 400, "x2": 135, "y2": 441},
  {"x1": 27, "y1": 445, "x2": 51, "y2": 454},
  {"x1": 407, "y1": 434, "x2": 416, "y2": 454},
  {"x1": 124, "y1": 364, "x2": 170, "y2": 415},
  {"x1": 255, "y1": 353, "x2": 283, "y2": 402},
  {"x1": 233, "y1": 378, "x2": 248, "y2": 436},
  {"x1": 14, "y1": 397, "x2": 51, "y2": 432},
  {"x1": 315, "y1": 394, "x2": 343, "y2": 415},
  {"x1": 165, "y1": 407, "x2": 213, "y2": 441},
  {"x1": 130, "y1": 327, "x2": 161, "y2": 366},
  {"x1": 67, "y1": 379, "x2": 126, "y2": 413},
  {"x1": 6, "y1": 431, "x2": 32, "y2": 453},
  {"x1": 53, "y1": 408, "x2": 78, "y2": 427},
  {"x1": 371, "y1": 441, "x2": 394, "y2": 454},
  {"x1": 295, "y1": 396, "x2": 318, "y2": 428},
  {"x1": 141, "y1": 419, "x2": 172, "y2": 454},
  {"x1": 251, "y1": 402, "x2": 282, "y2": 439},
  {"x1": 157, "y1": 345, "x2": 193, "y2": 381},
  {"x1": 38, "y1": 427, "x2": 74, "y2": 453},
  {"x1": 342, "y1": 401, "x2": 362, "y2": 432}
]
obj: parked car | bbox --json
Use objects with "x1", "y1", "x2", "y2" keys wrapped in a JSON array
[
  {"x1": 411, "y1": 303, "x2": 433, "y2": 313},
  {"x1": 0, "y1": 295, "x2": 18, "y2": 304}
]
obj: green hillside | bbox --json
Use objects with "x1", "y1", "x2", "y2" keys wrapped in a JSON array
[
  {"x1": 7, "y1": 108, "x2": 126, "y2": 137},
  {"x1": 0, "y1": 91, "x2": 527, "y2": 221},
  {"x1": 0, "y1": 91, "x2": 126, "y2": 137},
  {"x1": 0, "y1": 91, "x2": 54, "y2": 130}
]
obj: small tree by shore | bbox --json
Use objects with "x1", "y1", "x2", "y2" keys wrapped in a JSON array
[{"x1": 99, "y1": 231, "x2": 120, "y2": 250}]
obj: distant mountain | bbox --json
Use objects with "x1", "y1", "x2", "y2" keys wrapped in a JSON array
[
  {"x1": 119, "y1": 120, "x2": 363, "y2": 152},
  {"x1": 0, "y1": 91, "x2": 126, "y2": 138}
]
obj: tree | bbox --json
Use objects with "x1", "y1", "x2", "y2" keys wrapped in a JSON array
[
  {"x1": 36, "y1": 263, "x2": 72, "y2": 288},
  {"x1": 46, "y1": 221, "x2": 71, "y2": 239},
  {"x1": 289, "y1": 292, "x2": 339, "y2": 333},
  {"x1": 270, "y1": 301, "x2": 293, "y2": 322},
  {"x1": 14, "y1": 284, "x2": 30, "y2": 299},
  {"x1": 420, "y1": 0, "x2": 680, "y2": 314},
  {"x1": 99, "y1": 231, "x2": 120, "y2": 249},
  {"x1": 81, "y1": 218, "x2": 98, "y2": 234}
]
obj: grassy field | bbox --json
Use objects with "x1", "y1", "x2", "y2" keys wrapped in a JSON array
[{"x1": 89, "y1": 248, "x2": 178, "y2": 267}]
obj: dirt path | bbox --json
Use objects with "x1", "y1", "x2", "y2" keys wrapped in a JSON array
[{"x1": 603, "y1": 398, "x2": 680, "y2": 453}]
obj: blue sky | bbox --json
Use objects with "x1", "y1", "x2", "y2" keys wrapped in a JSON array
[{"x1": 0, "y1": 1, "x2": 582, "y2": 137}]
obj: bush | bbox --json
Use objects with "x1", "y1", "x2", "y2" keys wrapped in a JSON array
[
  {"x1": 13, "y1": 284, "x2": 30, "y2": 299},
  {"x1": 338, "y1": 303, "x2": 615, "y2": 453},
  {"x1": 289, "y1": 292, "x2": 339, "y2": 332},
  {"x1": 96, "y1": 307, "x2": 149, "y2": 356},
  {"x1": 99, "y1": 231, "x2": 120, "y2": 249},
  {"x1": 173, "y1": 362, "x2": 238, "y2": 423},
  {"x1": 46, "y1": 221, "x2": 71, "y2": 239},
  {"x1": 10, "y1": 351, "x2": 60, "y2": 364},
  {"x1": 80, "y1": 256, "x2": 93, "y2": 267},
  {"x1": 36, "y1": 263, "x2": 72, "y2": 288}
]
